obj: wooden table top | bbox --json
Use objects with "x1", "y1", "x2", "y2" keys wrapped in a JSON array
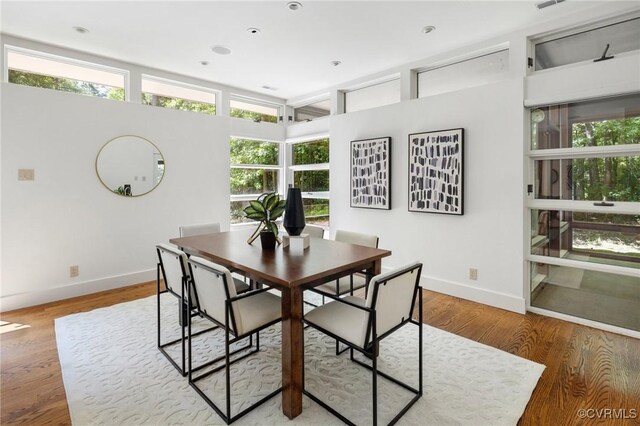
[{"x1": 170, "y1": 231, "x2": 391, "y2": 289}]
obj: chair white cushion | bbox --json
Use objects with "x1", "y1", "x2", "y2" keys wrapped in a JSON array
[
  {"x1": 313, "y1": 274, "x2": 367, "y2": 295},
  {"x1": 156, "y1": 243, "x2": 194, "y2": 299},
  {"x1": 335, "y1": 230, "x2": 378, "y2": 248},
  {"x1": 301, "y1": 225, "x2": 324, "y2": 239},
  {"x1": 234, "y1": 291, "x2": 281, "y2": 336},
  {"x1": 304, "y1": 296, "x2": 369, "y2": 348},
  {"x1": 179, "y1": 222, "x2": 221, "y2": 237},
  {"x1": 233, "y1": 277, "x2": 251, "y2": 294}
]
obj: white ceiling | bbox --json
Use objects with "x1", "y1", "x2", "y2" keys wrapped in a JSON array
[{"x1": 0, "y1": 1, "x2": 630, "y2": 100}]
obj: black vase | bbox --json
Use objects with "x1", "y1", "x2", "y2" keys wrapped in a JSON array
[
  {"x1": 260, "y1": 231, "x2": 277, "y2": 250},
  {"x1": 283, "y1": 187, "x2": 306, "y2": 236}
]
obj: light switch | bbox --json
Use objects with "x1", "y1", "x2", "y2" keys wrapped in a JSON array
[{"x1": 18, "y1": 169, "x2": 35, "y2": 181}]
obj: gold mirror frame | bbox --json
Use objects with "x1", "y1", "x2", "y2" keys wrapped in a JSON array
[{"x1": 95, "y1": 135, "x2": 165, "y2": 197}]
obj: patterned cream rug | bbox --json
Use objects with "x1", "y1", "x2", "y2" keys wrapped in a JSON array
[{"x1": 55, "y1": 294, "x2": 544, "y2": 425}]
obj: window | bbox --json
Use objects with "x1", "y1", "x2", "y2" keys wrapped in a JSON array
[
  {"x1": 293, "y1": 99, "x2": 330, "y2": 122},
  {"x1": 288, "y1": 138, "x2": 330, "y2": 226},
  {"x1": 344, "y1": 78, "x2": 400, "y2": 113},
  {"x1": 417, "y1": 49, "x2": 508, "y2": 98},
  {"x1": 6, "y1": 47, "x2": 126, "y2": 100},
  {"x1": 527, "y1": 93, "x2": 640, "y2": 332},
  {"x1": 230, "y1": 97, "x2": 280, "y2": 123},
  {"x1": 141, "y1": 75, "x2": 216, "y2": 115},
  {"x1": 230, "y1": 138, "x2": 282, "y2": 224},
  {"x1": 534, "y1": 17, "x2": 640, "y2": 71}
]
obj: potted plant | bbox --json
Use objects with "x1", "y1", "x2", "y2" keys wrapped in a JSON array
[{"x1": 243, "y1": 192, "x2": 286, "y2": 249}]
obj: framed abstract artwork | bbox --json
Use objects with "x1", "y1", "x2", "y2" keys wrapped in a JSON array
[
  {"x1": 350, "y1": 136, "x2": 391, "y2": 210},
  {"x1": 408, "y1": 128, "x2": 464, "y2": 215}
]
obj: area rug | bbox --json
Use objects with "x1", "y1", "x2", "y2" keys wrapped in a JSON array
[{"x1": 55, "y1": 294, "x2": 544, "y2": 425}]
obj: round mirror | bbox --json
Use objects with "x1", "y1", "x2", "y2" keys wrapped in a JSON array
[{"x1": 96, "y1": 135, "x2": 165, "y2": 197}]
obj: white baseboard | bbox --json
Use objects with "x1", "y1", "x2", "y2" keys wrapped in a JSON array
[
  {"x1": 419, "y1": 275, "x2": 526, "y2": 314},
  {"x1": 0, "y1": 269, "x2": 156, "y2": 313},
  {"x1": 2, "y1": 268, "x2": 526, "y2": 315}
]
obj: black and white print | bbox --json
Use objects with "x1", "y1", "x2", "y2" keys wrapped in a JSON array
[
  {"x1": 350, "y1": 137, "x2": 391, "y2": 210},
  {"x1": 408, "y1": 128, "x2": 464, "y2": 215}
]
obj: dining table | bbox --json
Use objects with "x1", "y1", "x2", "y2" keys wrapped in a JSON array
[{"x1": 170, "y1": 230, "x2": 391, "y2": 419}]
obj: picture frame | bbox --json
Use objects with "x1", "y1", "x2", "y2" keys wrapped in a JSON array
[
  {"x1": 350, "y1": 136, "x2": 391, "y2": 210},
  {"x1": 408, "y1": 128, "x2": 464, "y2": 215}
]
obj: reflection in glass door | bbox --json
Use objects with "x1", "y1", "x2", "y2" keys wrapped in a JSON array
[{"x1": 527, "y1": 94, "x2": 640, "y2": 333}]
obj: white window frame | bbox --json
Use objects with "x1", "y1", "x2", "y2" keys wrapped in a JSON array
[
  {"x1": 285, "y1": 136, "x2": 330, "y2": 227},
  {"x1": 141, "y1": 74, "x2": 219, "y2": 114},
  {"x1": 525, "y1": 100, "x2": 640, "y2": 337},
  {"x1": 229, "y1": 94, "x2": 283, "y2": 123},
  {"x1": 529, "y1": 13, "x2": 640, "y2": 73},
  {"x1": 230, "y1": 137, "x2": 285, "y2": 226},
  {"x1": 289, "y1": 94, "x2": 331, "y2": 123},
  {"x1": 416, "y1": 47, "x2": 509, "y2": 98},
  {"x1": 4, "y1": 45, "x2": 129, "y2": 100},
  {"x1": 343, "y1": 75, "x2": 400, "y2": 114}
]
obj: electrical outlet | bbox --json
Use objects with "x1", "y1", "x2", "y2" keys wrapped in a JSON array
[
  {"x1": 70, "y1": 265, "x2": 79, "y2": 278},
  {"x1": 469, "y1": 268, "x2": 478, "y2": 280},
  {"x1": 18, "y1": 169, "x2": 35, "y2": 181}
]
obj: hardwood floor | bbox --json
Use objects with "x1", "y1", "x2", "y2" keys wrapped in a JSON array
[{"x1": 1, "y1": 284, "x2": 639, "y2": 425}]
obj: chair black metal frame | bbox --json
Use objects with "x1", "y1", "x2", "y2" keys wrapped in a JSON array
[
  {"x1": 307, "y1": 234, "x2": 379, "y2": 355},
  {"x1": 156, "y1": 245, "x2": 217, "y2": 377},
  {"x1": 186, "y1": 260, "x2": 282, "y2": 425},
  {"x1": 303, "y1": 263, "x2": 423, "y2": 426}
]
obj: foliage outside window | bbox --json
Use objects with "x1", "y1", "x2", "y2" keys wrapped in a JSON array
[
  {"x1": 532, "y1": 96, "x2": 640, "y2": 203},
  {"x1": 230, "y1": 138, "x2": 281, "y2": 224},
  {"x1": 7, "y1": 49, "x2": 126, "y2": 100},
  {"x1": 529, "y1": 94, "x2": 640, "y2": 269},
  {"x1": 141, "y1": 76, "x2": 216, "y2": 115},
  {"x1": 9, "y1": 70, "x2": 125, "y2": 100},
  {"x1": 289, "y1": 138, "x2": 330, "y2": 226},
  {"x1": 230, "y1": 99, "x2": 279, "y2": 123},
  {"x1": 142, "y1": 93, "x2": 215, "y2": 114}
]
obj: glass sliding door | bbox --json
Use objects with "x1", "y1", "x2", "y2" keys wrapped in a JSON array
[{"x1": 527, "y1": 94, "x2": 640, "y2": 332}]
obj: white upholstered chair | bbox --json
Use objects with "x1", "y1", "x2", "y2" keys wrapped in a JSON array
[
  {"x1": 303, "y1": 262, "x2": 424, "y2": 425},
  {"x1": 313, "y1": 230, "x2": 379, "y2": 297},
  {"x1": 301, "y1": 224, "x2": 325, "y2": 239},
  {"x1": 187, "y1": 256, "x2": 282, "y2": 424},
  {"x1": 179, "y1": 222, "x2": 221, "y2": 237},
  {"x1": 178, "y1": 222, "x2": 250, "y2": 294},
  {"x1": 156, "y1": 243, "x2": 217, "y2": 376}
]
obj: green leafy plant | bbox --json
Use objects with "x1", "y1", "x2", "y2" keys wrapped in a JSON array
[{"x1": 243, "y1": 192, "x2": 286, "y2": 244}]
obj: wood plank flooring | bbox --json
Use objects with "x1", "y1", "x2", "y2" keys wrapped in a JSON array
[{"x1": 1, "y1": 283, "x2": 639, "y2": 425}]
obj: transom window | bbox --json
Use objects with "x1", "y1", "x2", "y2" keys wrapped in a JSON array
[
  {"x1": 141, "y1": 75, "x2": 216, "y2": 115},
  {"x1": 417, "y1": 49, "x2": 508, "y2": 98},
  {"x1": 293, "y1": 99, "x2": 330, "y2": 122},
  {"x1": 6, "y1": 46, "x2": 127, "y2": 100},
  {"x1": 533, "y1": 17, "x2": 640, "y2": 71},
  {"x1": 344, "y1": 78, "x2": 400, "y2": 113},
  {"x1": 230, "y1": 97, "x2": 280, "y2": 123}
]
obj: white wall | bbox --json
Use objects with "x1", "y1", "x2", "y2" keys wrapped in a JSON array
[
  {"x1": 330, "y1": 78, "x2": 527, "y2": 312},
  {"x1": 0, "y1": 83, "x2": 234, "y2": 310}
]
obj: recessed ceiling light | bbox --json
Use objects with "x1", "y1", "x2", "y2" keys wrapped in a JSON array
[
  {"x1": 211, "y1": 45, "x2": 232, "y2": 55},
  {"x1": 422, "y1": 25, "x2": 436, "y2": 34},
  {"x1": 331, "y1": 60, "x2": 341, "y2": 67},
  {"x1": 73, "y1": 26, "x2": 89, "y2": 34},
  {"x1": 287, "y1": 2, "x2": 303, "y2": 11},
  {"x1": 200, "y1": 60, "x2": 210, "y2": 66},
  {"x1": 247, "y1": 27, "x2": 261, "y2": 35}
]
